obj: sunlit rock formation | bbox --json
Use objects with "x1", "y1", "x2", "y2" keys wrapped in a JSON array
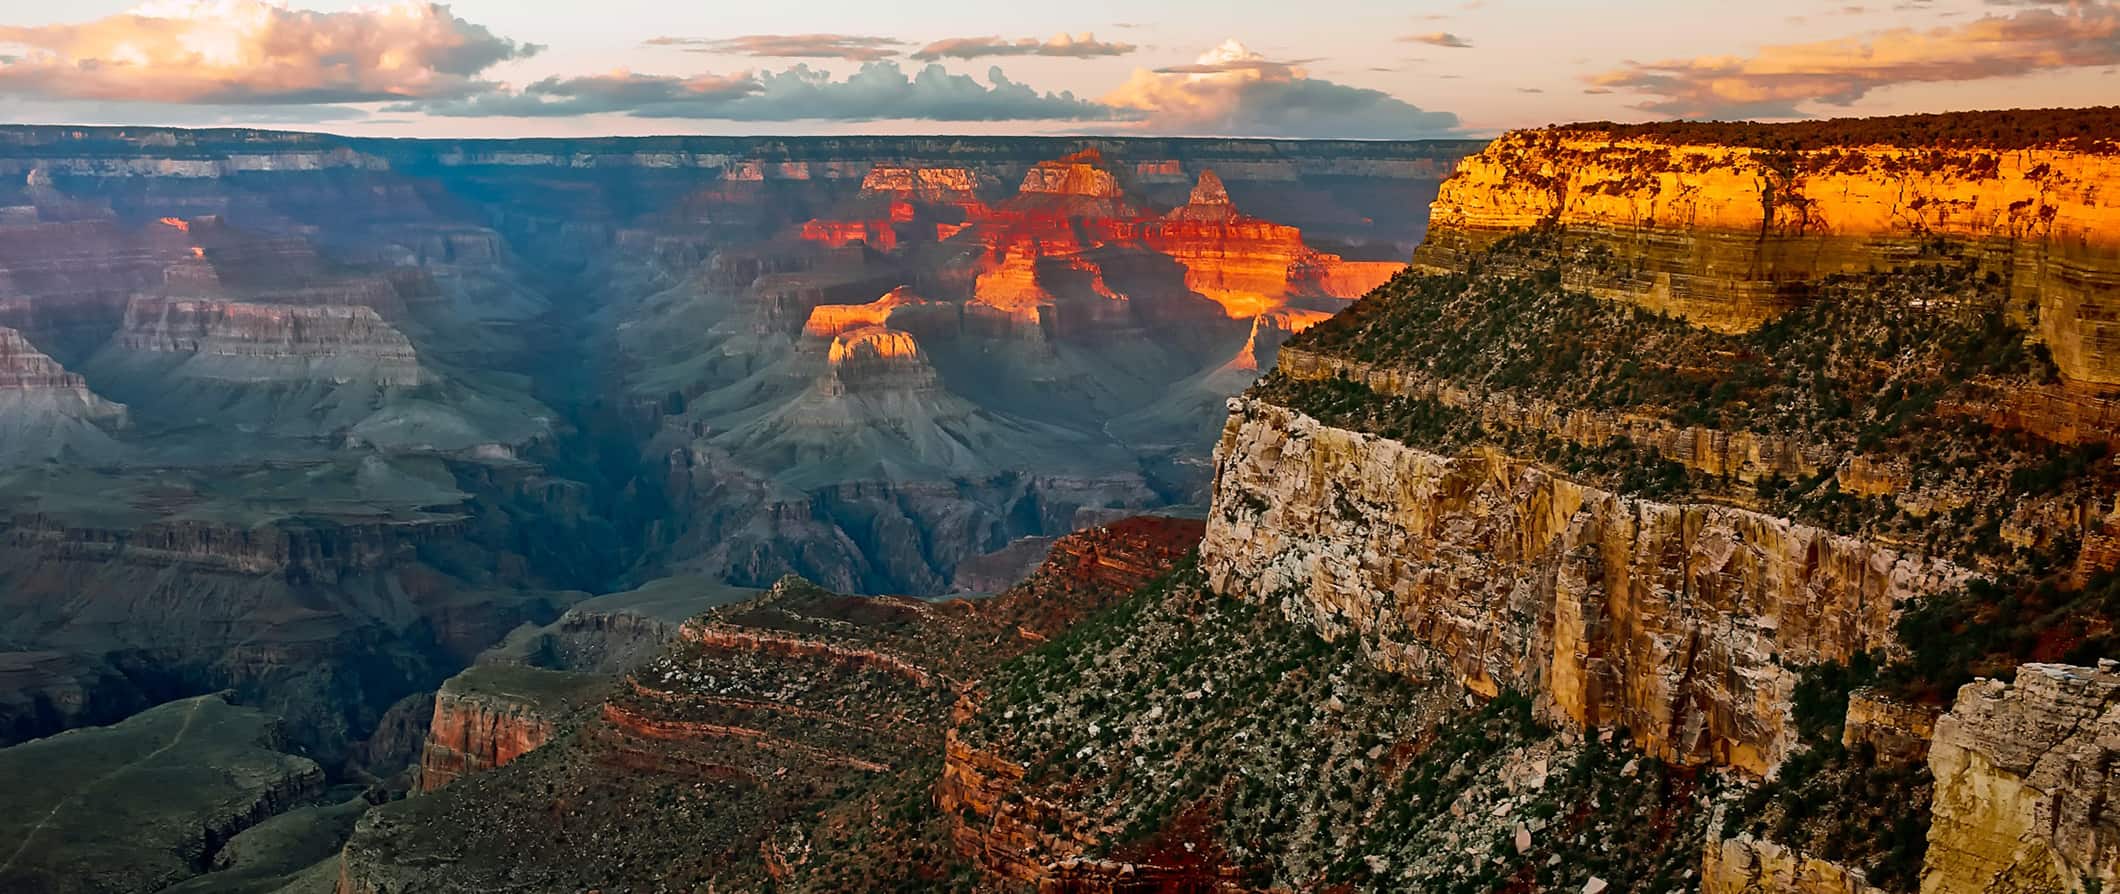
[{"x1": 1417, "y1": 128, "x2": 2120, "y2": 390}]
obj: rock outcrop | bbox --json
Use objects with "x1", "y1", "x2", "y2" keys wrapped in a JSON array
[
  {"x1": 1922, "y1": 662, "x2": 2120, "y2": 894},
  {"x1": 1143, "y1": 170, "x2": 1393, "y2": 317},
  {"x1": 417, "y1": 665, "x2": 607, "y2": 791},
  {"x1": 822, "y1": 326, "x2": 941, "y2": 395},
  {"x1": 1704, "y1": 833, "x2": 1890, "y2": 894},
  {"x1": 800, "y1": 285, "x2": 957, "y2": 340},
  {"x1": 0, "y1": 326, "x2": 127, "y2": 464},
  {"x1": 1416, "y1": 129, "x2": 2120, "y2": 389},
  {"x1": 1203, "y1": 398, "x2": 1963, "y2": 775}
]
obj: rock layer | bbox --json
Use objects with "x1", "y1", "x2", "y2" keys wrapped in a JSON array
[
  {"x1": 1415, "y1": 131, "x2": 2120, "y2": 388},
  {"x1": 1202, "y1": 399, "x2": 1964, "y2": 775},
  {"x1": 112, "y1": 298, "x2": 421, "y2": 386}
]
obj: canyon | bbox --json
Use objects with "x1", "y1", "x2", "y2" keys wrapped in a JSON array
[
  {"x1": 2, "y1": 110, "x2": 2118, "y2": 894},
  {"x1": 0, "y1": 127, "x2": 1468, "y2": 891}
]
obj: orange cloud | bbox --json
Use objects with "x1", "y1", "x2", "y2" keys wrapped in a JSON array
[
  {"x1": 1590, "y1": 3, "x2": 2120, "y2": 118},
  {"x1": 0, "y1": 0, "x2": 536, "y2": 104},
  {"x1": 1103, "y1": 40, "x2": 1459, "y2": 138}
]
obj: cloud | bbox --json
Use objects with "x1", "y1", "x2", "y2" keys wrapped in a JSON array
[
  {"x1": 1103, "y1": 40, "x2": 1459, "y2": 138},
  {"x1": 0, "y1": 0, "x2": 536, "y2": 104},
  {"x1": 1589, "y1": 3, "x2": 2120, "y2": 118},
  {"x1": 910, "y1": 33, "x2": 1135, "y2": 61},
  {"x1": 644, "y1": 34, "x2": 906, "y2": 62},
  {"x1": 406, "y1": 61, "x2": 1117, "y2": 122},
  {"x1": 1402, "y1": 32, "x2": 1475, "y2": 48}
]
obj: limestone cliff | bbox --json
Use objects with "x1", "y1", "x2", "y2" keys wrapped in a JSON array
[
  {"x1": 1922, "y1": 663, "x2": 2120, "y2": 894},
  {"x1": 1416, "y1": 128, "x2": 2120, "y2": 389},
  {"x1": 1202, "y1": 398, "x2": 1964, "y2": 775}
]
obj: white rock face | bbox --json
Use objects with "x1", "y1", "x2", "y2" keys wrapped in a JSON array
[{"x1": 1201, "y1": 398, "x2": 1966, "y2": 775}]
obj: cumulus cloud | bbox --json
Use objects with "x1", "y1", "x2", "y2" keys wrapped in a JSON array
[
  {"x1": 407, "y1": 61, "x2": 1117, "y2": 122},
  {"x1": 0, "y1": 0, "x2": 536, "y2": 104},
  {"x1": 1102, "y1": 40, "x2": 1459, "y2": 138},
  {"x1": 643, "y1": 34, "x2": 907, "y2": 62},
  {"x1": 1589, "y1": 2, "x2": 2120, "y2": 118},
  {"x1": 910, "y1": 33, "x2": 1136, "y2": 60},
  {"x1": 1402, "y1": 32, "x2": 1475, "y2": 48}
]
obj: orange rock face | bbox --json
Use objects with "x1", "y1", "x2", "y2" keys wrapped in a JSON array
[
  {"x1": 802, "y1": 285, "x2": 946, "y2": 339},
  {"x1": 1418, "y1": 130, "x2": 2120, "y2": 388},
  {"x1": 822, "y1": 326, "x2": 942, "y2": 395},
  {"x1": 797, "y1": 164, "x2": 987, "y2": 252},
  {"x1": 1019, "y1": 149, "x2": 1126, "y2": 200}
]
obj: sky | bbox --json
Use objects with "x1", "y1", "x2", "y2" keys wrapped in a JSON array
[{"x1": 0, "y1": 0, "x2": 2112, "y2": 139}]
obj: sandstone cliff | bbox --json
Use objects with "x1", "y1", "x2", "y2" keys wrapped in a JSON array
[
  {"x1": 109, "y1": 297, "x2": 423, "y2": 386},
  {"x1": 1416, "y1": 129, "x2": 2120, "y2": 390},
  {"x1": 417, "y1": 665, "x2": 607, "y2": 791}
]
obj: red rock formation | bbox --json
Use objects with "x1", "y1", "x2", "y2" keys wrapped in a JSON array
[
  {"x1": 417, "y1": 666, "x2": 610, "y2": 791},
  {"x1": 419, "y1": 692, "x2": 556, "y2": 791},
  {"x1": 802, "y1": 285, "x2": 957, "y2": 341},
  {"x1": 679, "y1": 618, "x2": 937, "y2": 688},
  {"x1": 797, "y1": 165, "x2": 988, "y2": 252},
  {"x1": 822, "y1": 326, "x2": 942, "y2": 395},
  {"x1": 1032, "y1": 516, "x2": 1206, "y2": 595}
]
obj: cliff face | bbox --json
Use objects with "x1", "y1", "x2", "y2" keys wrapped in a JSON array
[
  {"x1": 112, "y1": 298, "x2": 422, "y2": 386},
  {"x1": 1922, "y1": 663, "x2": 2120, "y2": 894},
  {"x1": 1203, "y1": 399, "x2": 1960, "y2": 775},
  {"x1": 417, "y1": 666, "x2": 606, "y2": 791},
  {"x1": 1415, "y1": 132, "x2": 2120, "y2": 389}
]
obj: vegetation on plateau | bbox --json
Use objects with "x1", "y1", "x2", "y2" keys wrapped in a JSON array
[{"x1": 1555, "y1": 107, "x2": 2120, "y2": 154}]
